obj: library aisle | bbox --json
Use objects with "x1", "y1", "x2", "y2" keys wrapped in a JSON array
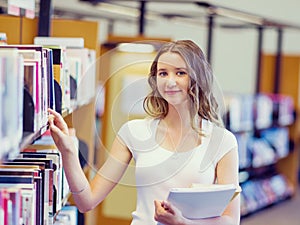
[{"x1": 241, "y1": 186, "x2": 300, "y2": 225}]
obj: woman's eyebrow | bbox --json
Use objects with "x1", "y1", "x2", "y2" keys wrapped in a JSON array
[
  {"x1": 158, "y1": 67, "x2": 187, "y2": 70},
  {"x1": 175, "y1": 67, "x2": 187, "y2": 70}
]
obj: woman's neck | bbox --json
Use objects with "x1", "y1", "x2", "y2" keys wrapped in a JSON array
[
  {"x1": 157, "y1": 104, "x2": 202, "y2": 152},
  {"x1": 163, "y1": 104, "x2": 192, "y2": 130}
]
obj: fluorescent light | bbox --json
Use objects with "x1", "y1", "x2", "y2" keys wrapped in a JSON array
[
  {"x1": 214, "y1": 8, "x2": 264, "y2": 25},
  {"x1": 96, "y1": 3, "x2": 159, "y2": 20},
  {"x1": 97, "y1": 3, "x2": 140, "y2": 18},
  {"x1": 118, "y1": 43, "x2": 155, "y2": 53}
]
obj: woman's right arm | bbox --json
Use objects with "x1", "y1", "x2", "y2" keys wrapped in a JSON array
[{"x1": 48, "y1": 109, "x2": 132, "y2": 212}]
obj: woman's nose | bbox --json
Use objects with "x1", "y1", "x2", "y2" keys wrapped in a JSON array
[{"x1": 167, "y1": 77, "x2": 176, "y2": 87}]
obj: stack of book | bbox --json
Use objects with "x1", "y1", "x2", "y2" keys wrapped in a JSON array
[
  {"x1": 0, "y1": 40, "x2": 97, "y2": 159},
  {"x1": 0, "y1": 48, "x2": 24, "y2": 159},
  {"x1": 240, "y1": 174, "x2": 293, "y2": 216},
  {"x1": 34, "y1": 37, "x2": 97, "y2": 109},
  {"x1": 224, "y1": 93, "x2": 295, "y2": 132},
  {"x1": 0, "y1": 143, "x2": 73, "y2": 225}
]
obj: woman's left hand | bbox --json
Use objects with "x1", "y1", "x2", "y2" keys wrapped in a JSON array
[{"x1": 154, "y1": 200, "x2": 186, "y2": 225}]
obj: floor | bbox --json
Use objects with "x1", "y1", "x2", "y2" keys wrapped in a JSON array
[{"x1": 241, "y1": 187, "x2": 300, "y2": 225}]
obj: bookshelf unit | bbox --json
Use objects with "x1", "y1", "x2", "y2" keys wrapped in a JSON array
[
  {"x1": 260, "y1": 53, "x2": 300, "y2": 192},
  {"x1": 224, "y1": 92, "x2": 295, "y2": 217},
  {"x1": 0, "y1": 15, "x2": 100, "y2": 225},
  {"x1": 222, "y1": 53, "x2": 300, "y2": 218}
]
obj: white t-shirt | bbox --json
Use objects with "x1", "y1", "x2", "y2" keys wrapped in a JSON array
[{"x1": 118, "y1": 118, "x2": 238, "y2": 225}]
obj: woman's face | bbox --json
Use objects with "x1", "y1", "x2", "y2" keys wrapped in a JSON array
[{"x1": 156, "y1": 52, "x2": 190, "y2": 106}]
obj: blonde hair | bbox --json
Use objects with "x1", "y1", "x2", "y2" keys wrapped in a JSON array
[{"x1": 143, "y1": 40, "x2": 223, "y2": 131}]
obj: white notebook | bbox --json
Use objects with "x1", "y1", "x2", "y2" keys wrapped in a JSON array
[{"x1": 167, "y1": 183, "x2": 240, "y2": 219}]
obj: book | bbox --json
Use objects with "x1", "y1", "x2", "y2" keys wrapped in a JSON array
[
  {"x1": 19, "y1": 151, "x2": 62, "y2": 213},
  {"x1": 0, "y1": 48, "x2": 23, "y2": 158},
  {"x1": 10, "y1": 158, "x2": 54, "y2": 225},
  {"x1": 0, "y1": 188, "x2": 9, "y2": 225},
  {"x1": 3, "y1": 161, "x2": 47, "y2": 225},
  {"x1": 34, "y1": 37, "x2": 85, "y2": 48},
  {"x1": 54, "y1": 205, "x2": 78, "y2": 225},
  {"x1": 66, "y1": 48, "x2": 96, "y2": 106},
  {"x1": 0, "y1": 183, "x2": 36, "y2": 225},
  {"x1": 166, "y1": 183, "x2": 240, "y2": 219},
  {"x1": 7, "y1": 188, "x2": 22, "y2": 225},
  {"x1": 23, "y1": 60, "x2": 39, "y2": 132},
  {"x1": 0, "y1": 45, "x2": 50, "y2": 133},
  {"x1": 51, "y1": 46, "x2": 68, "y2": 111},
  {"x1": 0, "y1": 174, "x2": 36, "y2": 225},
  {"x1": 44, "y1": 48, "x2": 56, "y2": 110}
]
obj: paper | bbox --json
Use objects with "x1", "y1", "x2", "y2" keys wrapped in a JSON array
[{"x1": 167, "y1": 184, "x2": 240, "y2": 219}]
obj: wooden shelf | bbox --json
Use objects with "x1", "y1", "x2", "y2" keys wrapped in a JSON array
[
  {"x1": 260, "y1": 53, "x2": 300, "y2": 194},
  {"x1": 0, "y1": 15, "x2": 100, "y2": 225},
  {"x1": 20, "y1": 125, "x2": 48, "y2": 150}
]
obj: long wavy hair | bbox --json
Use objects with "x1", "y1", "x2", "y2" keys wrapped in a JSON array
[{"x1": 143, "y1": 40, "x2": 223, "y2": 132}]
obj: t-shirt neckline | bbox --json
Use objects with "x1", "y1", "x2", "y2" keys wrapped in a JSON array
[{"x1": 151, "y1": 118, "x2": 209, "y2": 154}]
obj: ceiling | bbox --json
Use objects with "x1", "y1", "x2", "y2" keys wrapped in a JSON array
[
  {"x1": 53, "y1": 1, "x2": 300, "y2": 30},
  {"x1": 1, "y1": 0, "x2": 300, "y2": 31}
]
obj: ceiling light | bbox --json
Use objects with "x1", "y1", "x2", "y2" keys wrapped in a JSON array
[
  {"x1": 97, "y1": 3, "x2": 140, "y2": 18},
  {"x1": 117, "y1": 43, "x2": 155, "y2": 53}
]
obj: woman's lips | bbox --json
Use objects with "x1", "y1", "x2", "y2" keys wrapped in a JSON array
[{"x1": 165, "y1": 90, "x2": 181, "y2": 95}]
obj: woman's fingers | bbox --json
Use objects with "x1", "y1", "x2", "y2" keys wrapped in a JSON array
[
  {"x1": 154, "y1": 200, "x2": 162, "y2": 210},
  {"x1": 48, "y1": 108, "x2": 69, "y2": 134},
  {"x1": 161, "y1": 201, "x2": 175, "y2": 214},
  {"x1": 48, "y1": 108, "x2": 60, "y2": 116}
]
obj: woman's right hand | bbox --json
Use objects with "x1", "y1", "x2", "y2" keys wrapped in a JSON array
[{"x1": 48, "y1": 108, "x2": 75, "y2": 154}]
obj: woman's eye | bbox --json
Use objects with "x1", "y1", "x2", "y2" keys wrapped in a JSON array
[
  {"x1": 177, "y1": 71, "x2": 186, "y2": 76},
  {"x1": 158, "y1": 71, "x2": 167, "y2": 77}
]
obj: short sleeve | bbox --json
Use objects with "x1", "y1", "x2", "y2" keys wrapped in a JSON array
[
  {"x1": 117, "y1": 119, "x2": 157, "y2": 158},
  {"x1": 117, "y1": 121, "x2": 134, "y2": 154},
  {"x1": 214, "y1": 129, "x2": 238, "y2": 164}
]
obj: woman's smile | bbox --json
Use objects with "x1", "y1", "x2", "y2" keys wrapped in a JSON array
[{"x1": 165, "y1": 90, "x2": 182, "y2": 95}]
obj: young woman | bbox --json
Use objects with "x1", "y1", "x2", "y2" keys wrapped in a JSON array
[{"x1": 48, "y1": 40, "x2": 240, "y2": 225}]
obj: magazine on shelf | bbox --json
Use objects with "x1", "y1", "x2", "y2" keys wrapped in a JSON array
[
  {"x1": 19, "y1": 150, "x2": 63, "y2": 213},
  {"x1": 166, "y1": 183, "x2": 241, "y2": 219},
  {"x1": 24, "y1": 61, "x2": 40, "y2": 132},
  {"x1": 11, "y1": 157, "x2": 54, "y2": 224},
  {"x1": 34, "y1": 36, "x2": 85, "y2": 48},
  {"x1": 7, "y1": 188, "x2": 22, "y2": 225},
  {"x1": 0, "y1": 45, "x2": 48, "y2": 134},
  {"x1": 0, "y1": 184, "x2": 36, "y2": 225},
  {"x1": 4, "y1": 159, "x2": 55, "y2": 225},
  {"x1": 0, "y1": 45, "x2": 50, "y2": 133},
  {"x1": 0, "y1": 48, "x2": 22, "y2": 158},
  {"x1": 43, "y1": 48, "x2": 56, "y2": 110},
  {"x1": 22, "y1": 50, "x2": 45, "y2": 131},
  {"x1": 50, "y1": 46, "x2": 70, "y2": 111},
  {"x1": 0, "y1": 174, "x2": 37, "y2": 225},
  {"x1": 2, "y1": 161, "x2": 47, "y2": 225},
  {"x1": 41, "y1": 48, "x2": 49, "y2": 126},
  {"x1": 54, "y1": 205, "x2": 78, "y2": 225},
  {"x1": 66, "y1": 48, "x2": 96, "y2": 106}
]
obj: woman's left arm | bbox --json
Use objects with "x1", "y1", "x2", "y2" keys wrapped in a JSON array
[{"x1": 154, "y1": 146, "x2": 241, "y2": 225}]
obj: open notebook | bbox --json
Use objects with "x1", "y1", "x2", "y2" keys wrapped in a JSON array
[{"x1": 167, "y1": 183, "x2": 241, "y2": 219}]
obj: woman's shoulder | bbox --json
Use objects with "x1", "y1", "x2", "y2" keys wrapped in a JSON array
[
  {"x1": 122, "y1": 117, "x2": 156, "y2": 128},
  {"x1": 204, "y1": 120, "x2": 237, "y2": 145},
  {"x1": 119, "y1": 117, "x2": 157, "y2": 137}
]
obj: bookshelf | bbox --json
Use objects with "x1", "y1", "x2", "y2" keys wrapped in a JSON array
[
  {"x1": 225, "y1": 53, "x2": 300, "y2": 217},
  {"x1": 224, "y1": 92, "x2": 295, "y2": 216},
  {"x1": 0, "y1": 15, "x2": 99, "y2": 225},
  {"x1": 260, "y1": 54, "x2": 300, "y2": 192}
]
